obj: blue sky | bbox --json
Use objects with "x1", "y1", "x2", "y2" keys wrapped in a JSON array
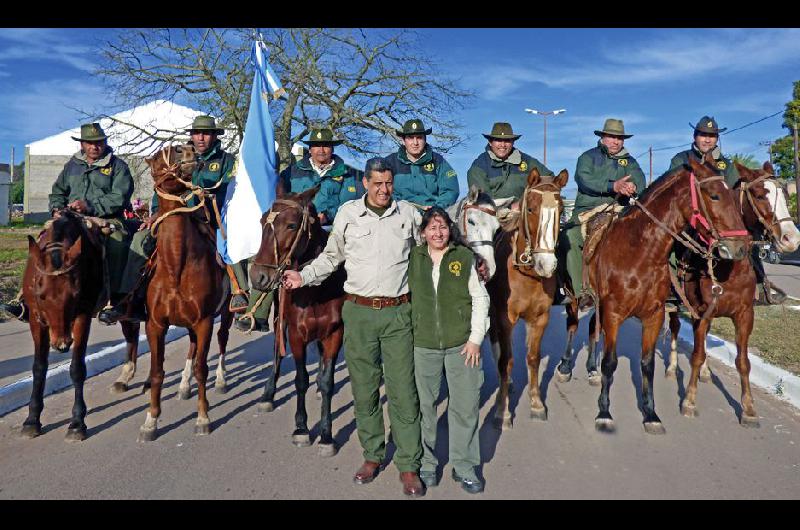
[{"x1": 1, "y1": 28, "x2": 799, "y2": 199}]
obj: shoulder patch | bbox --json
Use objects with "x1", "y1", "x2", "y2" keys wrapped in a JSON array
[
  {"x1": 519, "y1": 161, "x2": 528, "y2": 172},
  {"x1": 446, "y1": 169, "x2": 457, "y2": 178}
]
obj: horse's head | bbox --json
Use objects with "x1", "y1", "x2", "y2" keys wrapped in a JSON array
[
  {"x1": 518, "y1": 167, "x2": 569, "y2": 277},
  {"x1": 147, "y1": 144, "x2": 197, "y2": 196},
  {"x1": 27, "y1": 212, "x2": 86, "y2": 352},
  {"x1": 685, "y1": 155, "x2": 750, "y2": 261},
  {"x1": 249, "y1": 185, "x2": 320, "y2": 291},
  {"x1": 735, "y1": 161, "x2": 800, "y2": 254},
  {"x1": 453, "y1": 185, "x2": 502, "y2": 280}
]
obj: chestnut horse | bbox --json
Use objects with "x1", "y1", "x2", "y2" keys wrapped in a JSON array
[
  {"x1": 248, "y1": 186, "x2": 345, "y2": 457},
  {"x1": 556, "y1": 156, "x2": 750, "y2": 434},
  {"x1": 488, "y1": 168, "x2": 569, "y2": 429},
  {"x1": 20, "y1": 209, "x2": 140, "y2": 440},
  {"x1": 665, "y1": 162, "x2": 800, "y2": 426},
  {"x1": 137, "y1": 145, "x2": 232, "y2": 442}
]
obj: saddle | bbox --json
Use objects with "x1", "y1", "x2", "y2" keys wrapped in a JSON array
[{"x1": 582, "y1": 204, "x2": 624, "y2": 264}]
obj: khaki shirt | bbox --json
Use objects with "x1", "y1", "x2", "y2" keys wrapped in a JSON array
[{"x1": 300, "y1": 195, "x2": 423, "y2": 297}]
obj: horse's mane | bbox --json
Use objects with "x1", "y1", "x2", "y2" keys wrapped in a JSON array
[{"x1": 617, "y1": 165, "x2": 687, "y2": 219}]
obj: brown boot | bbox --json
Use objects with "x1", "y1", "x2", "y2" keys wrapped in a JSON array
[
  {"x1": 353, "y1": 461, "x2": 380, "y2": 485},
  {"x1": 400, "y1": 471, "x2": 425, "y2": 497}
]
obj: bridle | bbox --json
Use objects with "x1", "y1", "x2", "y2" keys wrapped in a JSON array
[
  {"x1": 513, "y1": 182, "x2": 563, "y2": 267},
  {"x1": 688, "y1": 173, "x2": 748, "y2": 246},
  {"x1": 460, "y1": 201, "x2": 498, "y2": 249},
  {"x1": 737, "y1": 173, "x2": 794, "y2": 245},
  {"x1": 251, "y1": 198, "x2": 314, "y2": 292}
]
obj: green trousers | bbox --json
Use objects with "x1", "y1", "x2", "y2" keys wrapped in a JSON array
[
  {"x1": 104, "y1": 219, "x2": 130, "y2": 296},
  {"x1": 414, "y1": 344, "x2": 483, "y2": 480},
  {"x1": 564, "y1": 223, "x2": 585, "y2": 294},
  {"x1": 342, "y1": 300, "x2": 422, "y2": 472}
]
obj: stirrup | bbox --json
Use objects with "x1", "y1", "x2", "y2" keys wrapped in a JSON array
[
  {"x1": 1, "y1": 301, "x2": 28, "y2": 322},
  {"x1": 577, "y1": 289, "x2": 596, "y2": 311},
  {"x1": 229, "y1": 292, "x2": 249, "y2": 314}
]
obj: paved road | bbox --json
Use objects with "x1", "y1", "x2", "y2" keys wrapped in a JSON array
[
  {"x1": 764, "y1": 262, "x2": 800, "y2": 300},
  {"x1": 1, "y1": 308, "x2": 798, "y2": 500}
]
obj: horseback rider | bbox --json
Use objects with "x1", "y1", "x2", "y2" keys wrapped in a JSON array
[
  {"x1": 234, "y1": 127, "x2": 364, "y2": 333},
  {"x1": 1, "y1": 122, "x2": 134, "y2": 322},
  {"x1": 98, "y1": 115, "x2": 248, "y2": 324},
  {"x1": 467, "y1": 122, "x2": 553, "y2": 208},
  {"x1": 383, "y1": 119, "x2": 460, "y2": 210},
  {"x1": 562, "y1": 118, "x2": 645, "y2": 308},
  {"x1": 669, "y1": 116, "x2": 785, "y2": 305}
]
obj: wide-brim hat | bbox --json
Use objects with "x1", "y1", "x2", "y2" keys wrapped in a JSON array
[
  {"x1": 691, "y1": 115, "x2": 727, "y2": 134},
  {"x1": 71, "y1": 122, "x2": 108, "y2": 142},
  {"x1": 185, "y1": 115, "x2": 225, "y2": 136},
  {"x1": 397, "y1": 119, "x2": 432, "y2": 136},
  {"x1": 302, "y1": 127, "x2": 343, "y2": 146},
  {"x1": 482, "y1": 122, "x2": 521, "y2": 141},
  {"x1": 594, "y1": 118, "x2": 633, "y2": 139}
]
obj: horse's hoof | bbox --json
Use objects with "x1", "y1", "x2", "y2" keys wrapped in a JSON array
[
  {"x1": 138, "y1": 428, "x2": 157, "y2": 443},
  {"x1": 179, "y1": 387, "x2": 192, "y2": 400},
  {"x1": 530, "y1": 407, "x2": 548, "y2": 421},
  {"x1": 587, "y1": 372, "x2": 601, "y2": 386},
  {"x1": 110, "y1": 382, "x2": 128, "y2": 394},
  {"x1": 681, "y1": 404, "x2": 698, "y2": 418},
  {"x1": 215, "y1": 382, "x2": 227, "y2": 395},
  {"x1": 699, "y1": 372, "x2": 712, "y2": 383},
  {"x1": 194, "y1": 423, "x2": 212, "y2": 436},
  {"x1": 65, "y1": 427, "x2": 87, "y2": 442},
  {"x1": 292, "y1": 433, "x2": 311, "y2": 447},
  {"x1": 318, "y1": 443, "x2": 337, "y2": 457},
  {"x1": 258, "y1": 401, "x2": 274, "y2": 413},
  {"x1": 643, "y1": 422, "x2": 666, "y2": 435},
  {"x1": 20, "y1": 423, "x2": 42, "y2": 439},
  {"x1": 665, "y1": 368, "x2": 677, "y2": 380},
  {"x1": 594, "y1": 417, "x2": 616, "y2": 433},
  {"x1": 555, "y1": 370, "x2": 572, "y2": 383},
  {"x1": 740, "y1": 415, "x2": 760, "y2": 428},
  {"x1": 494, "y1": 417, "x2": 513, "y2": 431}
]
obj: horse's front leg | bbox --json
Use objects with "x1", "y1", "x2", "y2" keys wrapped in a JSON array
[
  {"x1": 682, "y1": 317, "x2": 711, "y2": 419},
  {"x1": 179, "y1": 332, "x2": 197, "y2": 400},
  {"x1": 192, "y1": 317, "x2": 214, "y2": 436},
  {"x1": 21, "y1": 319, "x2": 50, "y2": 439},
  {"x1": 525, "y1": 311, "x2": 550, "y2": 420},
  {"x1": 641, "y1": 311, "x2": 666, "y2": 435},
  {"x1": 215, "y1": 302, "x2": 233, "y2": 394},
  {"x1": 491, "y1": 311, "x2": 515, "y2": 430},
  {"x1": 290, "y1": 334, "x2": 311, "y2": 447},
  {"x1": 595, "y1": 311, "x2": 621, "y2": 432},
  {"x1": 734, "y1": 308, "x2": 759, "y2": 427},
  {"x1": 317, "y1": 332, "x2": 342, "y2": 457},
  {"x1": 111, "y1": 321, "x2": 140, "y2": 394},
  {"x1": 65, "y1": 313, "x2": 91, "y2": 442},
  {"x1": 139, "y1": 319, "x2": 167, "y2": 442},
  {"x1": 556, "y1": 298, "x2": 579, "y2": 383},
  {"x1": 665, "y1": 311, "x2": 681, "y2": 379},
  {"x1": 586, "y1": 310, "x2": 601, "y2": 386}
]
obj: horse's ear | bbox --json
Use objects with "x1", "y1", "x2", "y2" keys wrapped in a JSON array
[
  {"x1": 553, "y1": 169, "x2": 569, "y2": 189},
  {"x1": 734, "y1": 161, "x2": 753, "y2": 180},
  {"x1": 763, "y1": 160, "x2": 775, "y2": 175},
  {"x1": 468, "y1": 184, "x2": 480, "y2": 202},
  {"x1": 687, "y1": 156, "x2": 706, "y2": 176},
  {"x1": 66, "y1": 236, "x2": 82, "y2": 263},
  {"x1": 27, "y1": 235, "x2": 42, "y2": 262},
  {"x1": 527, "y1": 166, "x2": 541, "y2": 187}
]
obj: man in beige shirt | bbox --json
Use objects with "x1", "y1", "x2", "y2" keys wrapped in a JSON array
[{"x1": 283, "y1": 157, "x2": 426, "y2": 497}]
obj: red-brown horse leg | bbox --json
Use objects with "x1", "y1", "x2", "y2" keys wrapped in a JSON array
[
  {"x1": 586, "y1": 311, "x2": 601, "y2": 386},
  {"x1": 179, "y1": 333, "x2": 198, "y2": 400},
  {"x1": 491, "y1": 312, "x2": 515, "y2": 430},
  {"x1": 139, "y1": 319, "x2": 166, "y2": 442},
  {"x1": 640, "y1": 311, "x2": 666, "y2": 434},
  {"x1": 556, "y1": 299, "x2": 579, "y2": 382},
  {"x1": 682, "y1": 317, "x2": 711, "y2": 418},
  {"x1": 259, "y1": 331, "x2": 285, "y2": 413},
  {"x1": 318, "y1": 332, "x2": 342, "y2": 457},
  {"x1": 665, "y1": 311, "x2": 681, "y2": 379},
  {"x1": 734, "y1": 308, "x2": 759, "y2": 427},
  {"x1": 289, "y1": 332, "x2": 311, "y2": 447},
  {"x1": 215, "y1": 302, "x2": 233, "y2": 394},
  {"x1": 21, "y1": 318, "x2": 50, "y2": 438},
  {"x1": 193, "y1": 317, "x2": 214, "y2": 435},
  {"x1": 65, "y1": 313, "x2": 91, "y2": 442},
  {"x1": 526, "y1": 311, "x2": 550, "y2": 420},
  {"x1": 595, "y1": 312, "x2": 621, "y2": 432},
  {"x1": 111, "y1": 321, "x2": 140, "y2": 394}
]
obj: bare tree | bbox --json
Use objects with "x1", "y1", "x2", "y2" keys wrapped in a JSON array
[{"x1": 97, "y1": 28, "x2": 474, "y2": 170}]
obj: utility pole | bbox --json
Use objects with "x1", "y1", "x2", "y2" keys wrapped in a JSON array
[
  {"x1": 648, "y1": 146, "x2": 653, "y2": 185},
  {"x1": 759, "y1": 140, "x2": 773, "y2": 167},
  {"x1": 9, "y1": 147, "x2": 14, "y2": 183},
  {"x1": 524, "y1": 108, "x2": 566, "y2": 167}
]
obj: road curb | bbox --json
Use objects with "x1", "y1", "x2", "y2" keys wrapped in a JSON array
[
  {"x1": 0, "y1": 325, "x2": 190, "y2": 417},
  {"x1": 676, "y1": 317, "x2": 800, "y2": 411}
]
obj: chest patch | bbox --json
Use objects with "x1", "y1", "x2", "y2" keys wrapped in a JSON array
[
  {"x1": 100, "y1": 166, "x2": 112, "y2": 175},
  {"x1": 347, "y1": 185, "x2": 356, "y2": 192},
  {"x1": 423, "y1": 162, "x2": 435, "y2": 172},
  {"x1": 448, "y1": 261, "x2": 462, "y2": 277},
  {"x1": 519, "y1": 161, "x2": 528, "y2": 172},
  {"x1": 208, "y1": 162, "x2": 221, "y2": 172},
  {"x1": 716, "y1": 161, "x2": 727, "y2": 170},
  {"x1": 618, "y1": 159, "x2": 628, "y2": 167}
]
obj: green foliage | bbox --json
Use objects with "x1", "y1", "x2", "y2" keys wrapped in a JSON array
[
  {"x1": 782, "y1": 80, "x2": 800, "y2": 132},
  {"x1": 730, "y1": 153, "x2": 760, "y2": 169},
  {"x1": 789, "y1": 192, "x2": 797, "y2": 218},
  {"x1": 10, "y1": 179, "x2": 23, "y2": 204},
  {"x1": 771, "y1": 135, "x2": 796, "y2": 179}
]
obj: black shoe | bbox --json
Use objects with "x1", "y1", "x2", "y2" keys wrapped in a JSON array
[
  {"x1": 98, "y1": 306, "x2": 124, "y2": 325},
  {"x1": 229, "y1": 293, "x2": 249, "y2": 314},
  {"x1": 451, "y1": 469, "x2": 484, "y2": 494},
  {"x1": 234, "y1": 315, "x2": 269, "y2": 332},
  {"x1": 419, "y1": 470, "x2": 439, "y2": 488},
  {"x1": 1, "y1": 301, "x2": 28, "y2": 322}
]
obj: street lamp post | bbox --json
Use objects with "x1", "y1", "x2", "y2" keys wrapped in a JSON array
[{"x1": 524, "y1": 108, "x2": 566, "y2": 166}]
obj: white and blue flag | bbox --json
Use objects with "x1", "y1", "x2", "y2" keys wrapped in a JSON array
[{"x1": 217, "y1": 39, "x2": 283, "y2": 264}]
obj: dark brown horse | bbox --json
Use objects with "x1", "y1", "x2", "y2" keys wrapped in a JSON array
[
  {"x1": 487, "y1": 168, "x2": 569, "y2": 429},
  {"x1": 665, "y1": 162, "x2": 800, "y2": 426},
  {"x1": 20, "y1": 209, "x2": 140, "y2": 440},
  {"x1": 137, "y1": 145, "x2": 232, "y2": 441},
  {"x1": 556, "y1": 156, "x2": 750, "y2": 434},
  {"x1": 248, "y1": 186, "x2": 345, "y2": 457}
]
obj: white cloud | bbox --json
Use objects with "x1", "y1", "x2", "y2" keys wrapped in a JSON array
[{"x1": 0, "y1": 28, "x2": 97, "y2": 74}]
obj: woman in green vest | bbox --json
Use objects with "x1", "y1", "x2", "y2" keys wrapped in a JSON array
[{"x1": 408, "y1": 207, "x2": 490, "y2": 494}]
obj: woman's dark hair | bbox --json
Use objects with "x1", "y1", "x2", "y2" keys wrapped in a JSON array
[{"x1": 420, "y1": 206, "x2": 466, "y2": 246}]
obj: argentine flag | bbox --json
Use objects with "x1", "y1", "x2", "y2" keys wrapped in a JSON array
[{"x1": 217, "y1": 39, "x2": 284, "y2": 264}]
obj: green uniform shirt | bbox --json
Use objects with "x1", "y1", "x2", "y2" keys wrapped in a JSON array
[
  {"x1": 467, "y1": 147, "x2": 553, "y2": 201},
  {"x1": 669, "y1": 144, "x2": 740, "y2": 187},
  {"x1": 384, "y1": 145, "x2": 459, "y2": 208},
  {"x1": 49, "y1": 148, "x2": 133, "y2": 218},
  {"x1": 572, "y1": 141, "x2": 646, "y2": 220}
]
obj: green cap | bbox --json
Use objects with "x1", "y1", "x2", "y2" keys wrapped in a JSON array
[
  {"x1": 594, "y1": 118, "x2": 633, "y2": 139},
  {"x1": 397, "y1": 119, "x2": 432, "y2": 136},
  {"x1": 185, "y1": 115, "x2": 225, "y2": 136},
  {"x1": 691, "y1": 116, "x2": 726, "y2": 134},
  {"x1": 482, "y1": 122, "x2": 521, "y2": 141},
  {"x1": 71, "y1": 122, "x2": 108, "y2": 142},
  {"x1": 302, "y1": 128, "x2": 343, "y2": 146}
]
